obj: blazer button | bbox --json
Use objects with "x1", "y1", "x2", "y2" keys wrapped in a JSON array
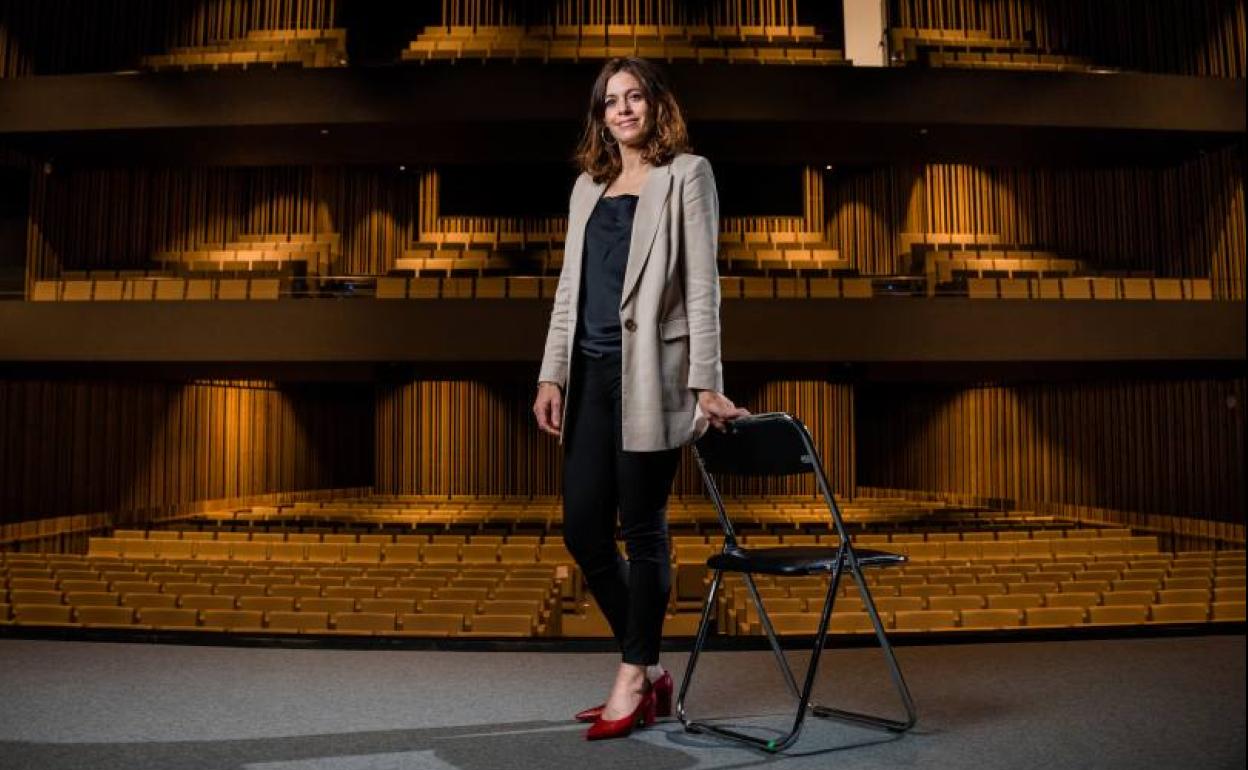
[{"x1": 624, "y1": 319, "x2": 637, "y2": 332}]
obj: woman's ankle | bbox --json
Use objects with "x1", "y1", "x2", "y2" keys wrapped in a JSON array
[{"x1": 645, "y1": 663, "x2": 665, "y2": 680}]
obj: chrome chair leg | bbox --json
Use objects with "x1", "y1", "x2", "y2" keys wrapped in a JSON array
[{"x1": 676, "y1": 568, "x2": 722, "y2": 727}]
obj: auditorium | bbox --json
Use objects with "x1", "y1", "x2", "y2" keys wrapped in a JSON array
[{"x1": 0, "y1": 1, "x2": 1243, "y2": 767}]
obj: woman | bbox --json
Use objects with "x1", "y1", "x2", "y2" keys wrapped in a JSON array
[{"x1": 532, "y1": 57, "x2": 749, "y2": 741}]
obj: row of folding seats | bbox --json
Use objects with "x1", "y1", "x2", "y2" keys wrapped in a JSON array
[
  {"x1": 85, "y1": 537, "x2": 575, "y2": 564},
  {"x1": 1, "y1": 554, "x2": 562, "y2": 576},
  {"x1": 716, "y1": 579, "x2": 1246, "y2": 634},
  {"x1": 0, "y1": 570, "x2": 556, "y2": 595},
  {"x1": 6, "y1": 552, "x2": 579, "y2": 602},
  {"x1": 0, "y1": 588, "x2": 553, "y2": 613},
  {"x1": 757, "y1": 602, "x2": 1246, "y2": 634},
  {"x1": 404, "y1": 40, "x2": 847, "y2": 66},
  {"x1": 416, "y1": 23, "x2": 826, "y2": 44},
  {"x1": 929, "y1": 256, "x2": 1076, "y2": 280},
  {"x1": 110, "y1": 530, "x2": 557, "y2": 544},
  {"x1": 0, "y1": 604, "x2": 542, "y2": 636},
  {"x1": 1, "y1": 571, "x2": 562, "y2": 611},
  {"x1": 888, "y1": 27, "x2": 1031, "y2": 60},
  {"x1": 678, "y1": 536, "x2": 1163, "y2": 563},
  {"x1": 376, "y1": 275, "x2": 549, "y2": 300},
  {"x1": 417, "y1": 229, "x2": 829, "y2": 249},
  {"x1": 31, "y1": 278, "x2": 281, "y2": 301},
  {"x1": 159, "y1": 250, "x2": 328, "y2": 267},
  {"x1": 393, "y1": 247, "x2": 847, "y2": 274},
  {"x1": 141, "y1": 29, "x2": 347, "y2": 71},
  {"x1": 686, "y1": 559, "x2": 1246, "y2": 585},
  {"x1": 900, "y1": 231, "x2": 1005, "y2": 248},
  {"x1": 967, "y1": 277, "x2": 1213, "y2": 300},
  {"x1": 927, "y1": 50, "x2": 1093, "y2": 71},
  {"x1": 685, "y1": 551, "x2": 1245, "y2": 620}
]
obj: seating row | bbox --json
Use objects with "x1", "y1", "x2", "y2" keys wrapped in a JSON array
[
  {"x1": 85, "y1": 537, "x2": 575, "y2": 564},
  {"x1": 403, "y1": 40, "x2": 848, "y2": 66},
  {"x1": 31, "y1": 278, "x2": 282, "y2": 301},
  {"x1": 92, "y1": 526, "x2": 1131, "y2": 544},
  {"x1": 391, "y1": 246, "x2": 846, "y2": 275},
  {"x1": 926, "y1": 255, "x2": 1079, "y2": 281},
  {"x1": 416, "y1": 229, "x2": 829, "y2": 248},
  {"x1": 141, "y1": 29, "x2": 348, "y2": 71},
  {"x1": 743, "y1": 603, "x2": 1246, "y2": 634},
  {"x1": 414, "y1": 23, "x2": 826, "y2": 44},
  {"x1": 29, "y1": 274, "x2": 1218, "y2": 303},
  {"x1": 2, "y1": 587, "x2": 556, "y2": 611},
  {"x1": 79, "y1": 534, "x2": 1164, "y2": 563},
  {"x1": 966, "y1": 277, "x2": 1213, "y2": 301},
  {"x1": 0, "y1": 605, "x2": 545, "y2": 636},
  {"x1": 926, "y1": 50, "x2": 1094, "y2": 71},
  {"x1": 11, "y1": 555, "x2": 1242, "y2": 590},
  {"x1": 726, "y1": 592, "x2": 1247, "y2": 631}
]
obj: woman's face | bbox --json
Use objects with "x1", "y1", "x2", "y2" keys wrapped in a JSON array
[{"x1": 602, "y1": 70, "x2": 649, "y2": 149}]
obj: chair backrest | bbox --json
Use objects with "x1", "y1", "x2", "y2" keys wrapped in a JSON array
[
  {"x1": 692, "y1": 412, "x2": 816, "y2": 476},
  {"x1": 692, "y1": 412, "x2": 849, "y2": 545}
]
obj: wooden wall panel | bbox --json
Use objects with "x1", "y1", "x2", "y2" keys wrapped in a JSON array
[
  {"x1": 375, "y1": 375, "x2": 854, "y2": 498},
  {"x1": 0, "y1": 0, "x2": 338, "y2": 78},
  {"x1": 438, "y1": 0, "x2": 804, "y2": 29},
  {"x1": 824, "y1": 144, "x2": 1246, "y2": 297},
  {"x1": 889, "y1": 0, "x2": 1246, "y2": 77},
  {"x1": 26, "y1": 145, "x2": 1243, "y2": 300},
  {"x1": 857, "y1": 377, "x2": 1246, "y2": 546},
  {"x1": 26, "y1": 165, "x2": 422, "y2": 286},
  {"x1": 0, "y1": 378, "x2": 372, "y2": 528}
]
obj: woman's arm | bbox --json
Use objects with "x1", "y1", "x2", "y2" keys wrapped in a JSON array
[
  {"x1": 536, "y1": 179, "x2": 582, "y2": 389},
  {"x1": 682, "y1": 156, "x2": 724, "y2": 395},
  {"x1": 684, "y1": 157, "x2": 749, "y2": 431}
]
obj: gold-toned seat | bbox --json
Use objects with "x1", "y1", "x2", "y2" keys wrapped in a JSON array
[{"x1": 397, "y1": 612, "x2": 464, "y2": 636}]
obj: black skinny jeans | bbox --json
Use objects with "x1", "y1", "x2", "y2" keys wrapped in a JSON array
[{"x1": 562, "y1": 348, "x2": 681, "y2": 665}]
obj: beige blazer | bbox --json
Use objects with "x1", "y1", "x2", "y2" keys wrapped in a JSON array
[{"x1": 538, "y1": 152, "x2": 724, "y2": 451}]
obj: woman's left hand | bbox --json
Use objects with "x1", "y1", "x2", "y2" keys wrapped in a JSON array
[{"x1": 696, "y1": 390, "x2": 751, "y2": 432}]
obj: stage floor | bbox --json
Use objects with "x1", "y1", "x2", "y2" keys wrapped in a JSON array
[{"x1": 0, "y1": 634, "x2": 1243, "y2": 770}]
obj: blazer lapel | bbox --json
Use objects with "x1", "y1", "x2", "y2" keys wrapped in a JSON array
[{"x1": 620, "y1": 163, "x2": 672, "y2": 308}]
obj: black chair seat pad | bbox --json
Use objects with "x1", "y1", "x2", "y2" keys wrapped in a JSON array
[{"x1": 707, "y1": 545, "x2": 906, "y2": 576}]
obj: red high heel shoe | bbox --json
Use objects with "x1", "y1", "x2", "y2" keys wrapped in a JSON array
[
  {"x1": 574, "y1": 669, "x2": 672, "y2": 723},
  {"x1": 585, "y1": 687, "x2": 656, "y2": 741}
]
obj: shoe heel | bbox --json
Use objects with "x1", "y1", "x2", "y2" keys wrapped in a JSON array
[
  {"x1": 654, "y1": 672, "x2": 673, "y2": 717},
  {"x1": 642, "y1": 691, "x2": 657, "y2": 726}
]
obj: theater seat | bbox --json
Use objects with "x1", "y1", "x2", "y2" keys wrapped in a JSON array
[
  {"x1": 959, "y1": 608, "x2": 1022, "y2": 629},
  {"x1": 1149, "y1": 603, "x2": 1208, "y2": 623},
  {"x1": 397, "y1": 612, "x2": 463, "y2": 636},
  {"x1": 894, "y1": 610, "x2": 958, "y2": 631},
  {"x1": 330, "y1": 611, "x2": 396, "y2": 634},
  {"x1": 463, "y1": 613, "x2": 534, "y2": 636},
  {"x1": 201, "y1": 609, "x2": 265, "y2": 630},
  {"x1": 1211, "y1": 601, "x2": 1246, "y2": 621},
  {"x1": 11, "y1": 603, "x2": 76, "y2": 626},
  {"x1": 266, "y1": 610, "x2": 330, "y2": 633},
  {"x1": 76, "y1": 605, "x2": 137, "y2": 627},
  {"x1": 138, "y1": 607, "x2": 200, "y2": 628},
  {"x1": 180, "y1": 594, "x2": 235, "y2": 611}
]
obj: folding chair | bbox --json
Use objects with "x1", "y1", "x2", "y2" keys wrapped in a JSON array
[{"x1": 676, "y1": 412, "x2": 917, "y2": 752}]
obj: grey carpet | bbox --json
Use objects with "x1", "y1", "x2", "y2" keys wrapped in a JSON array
[{"x1": 0, "y1": 635, "x2": 1243, "y2": 770}]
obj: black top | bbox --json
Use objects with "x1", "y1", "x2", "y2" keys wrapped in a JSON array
[{"x1": 575, "y1": 193, "x2": 638, "y2": 358}]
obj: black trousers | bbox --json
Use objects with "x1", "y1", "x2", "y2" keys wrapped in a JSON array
[{"x1": 562, "y1": 348, "x2": 682, "y2": 665}]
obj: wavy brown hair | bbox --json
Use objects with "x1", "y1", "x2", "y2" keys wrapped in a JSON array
[{"x1": 573, "y1": 57, "x2": 692, "y2": 184}]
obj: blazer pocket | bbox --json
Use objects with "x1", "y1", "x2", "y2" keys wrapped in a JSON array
[
  {"x1": 659, "y1": 317, "x2": 689, "y2": 341},
  {"x1": 659, "y1": 318, "x2": 691, "y2": 410}
]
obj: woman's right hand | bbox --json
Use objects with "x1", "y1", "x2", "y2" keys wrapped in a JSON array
[{"x1": 533, "y1": 381, "x2": 563, "y2": 437}]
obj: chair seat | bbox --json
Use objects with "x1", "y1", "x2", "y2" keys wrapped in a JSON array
[{"x1": 708, "y1": 546, "x2": 906, "y2": 576}]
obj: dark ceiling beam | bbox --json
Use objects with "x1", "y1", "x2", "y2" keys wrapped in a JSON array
[
  {"x1": 1, "y1": 299, "x2": 1242, "y2": 364},
  {"x1": 0, "y1": 64, "x2": 1241, "y2": 167}
]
